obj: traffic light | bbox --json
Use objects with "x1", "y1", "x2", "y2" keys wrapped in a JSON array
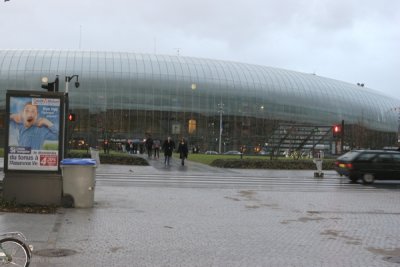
[
  {"x1": 332, "y1": 124, "x2": 341, "y2": 138},
  {"x1": 68, "y1": 113, "x2": 76, "y2": 122}
]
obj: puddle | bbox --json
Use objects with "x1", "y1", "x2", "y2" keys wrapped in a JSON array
[{"x1": 34, "y1": 248, "x2": 77, "y2": 257}]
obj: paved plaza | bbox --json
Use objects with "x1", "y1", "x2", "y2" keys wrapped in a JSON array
[{"x1": 1, "y1": 158, "x2": 400, "y2": 266}]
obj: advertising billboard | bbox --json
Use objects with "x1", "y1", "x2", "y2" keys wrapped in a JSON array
[{"x1": 5, "y1": 91, "x2": 65, "y2": 172}]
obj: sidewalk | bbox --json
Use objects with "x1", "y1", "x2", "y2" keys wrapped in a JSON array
[{"x1": 0, "y1": 159, "x2": 399, "y2": 266}]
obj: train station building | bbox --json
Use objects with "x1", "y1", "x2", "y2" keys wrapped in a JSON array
[{"x1": 0, "y1": 50, "x2": 399, "y2": 153}]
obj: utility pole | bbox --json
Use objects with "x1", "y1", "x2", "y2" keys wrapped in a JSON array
[
  {"x1": 63, "y1": 75, "x2": 80, "y2": 157},
  {"x1": 218, "y1": 102, "x2": 224, "y2": 154},
  {"x1": 341, "y1": 120, "x2": 345, "y2": 153}
]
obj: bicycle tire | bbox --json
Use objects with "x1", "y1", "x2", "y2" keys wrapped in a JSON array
[{"x1": 0, "y1": 237, "x2": 31, "y2": 267}]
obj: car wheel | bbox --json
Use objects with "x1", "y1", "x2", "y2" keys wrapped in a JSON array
[
  {"x1": 362, "y1": 173, "x2": 375, "y2": 184},
  {"x1": 349, "y1": 175, "x2": 358, "y2": 183}
]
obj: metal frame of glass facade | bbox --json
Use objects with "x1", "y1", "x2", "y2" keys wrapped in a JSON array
[{"x1": 0, "y1": 50, "x2": 399, "y2": 151}]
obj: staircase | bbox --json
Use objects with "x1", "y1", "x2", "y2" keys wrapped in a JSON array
[{"x1": 268, "y1": 123, "x2": 332, "y2": 155}]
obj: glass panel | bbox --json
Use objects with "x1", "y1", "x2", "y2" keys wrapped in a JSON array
[{"x1": 0, "y1": 49, "x2": 398, "y2": 149}]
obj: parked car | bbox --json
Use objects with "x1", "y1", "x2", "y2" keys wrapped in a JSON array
[
  {"x1": 205, "y1": 151, "x2": 218, "y2": 155},
  {"x1": 335, "y1": 149, "x2": 400, "y2": 184},
  {"x1": 223, "y1": 150, "x2": 242, "y2": 155}
]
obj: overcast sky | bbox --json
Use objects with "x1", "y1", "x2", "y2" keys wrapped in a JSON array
[{"x1": 1, "y1": 0, "x2": 399, "y2": 100}]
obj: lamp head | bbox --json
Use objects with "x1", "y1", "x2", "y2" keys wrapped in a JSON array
[{"x1": 41, "y1": 77, "x2": 49, "y2": 85}]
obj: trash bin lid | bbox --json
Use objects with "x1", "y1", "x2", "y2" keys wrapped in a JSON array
[{"x1": 60, "y1": 158, "x2": 97, "y2": 165}]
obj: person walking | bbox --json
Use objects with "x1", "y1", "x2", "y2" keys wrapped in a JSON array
[
  {"x1": 177, "y1": 137, "x2": 189, "y2": 166},
  {"x1": 162, "y1": 136, "x2": 175, "y2": 166},
  {"x1": 103, "y1": 139, "x2": 110, "y2": 154},
  {"x1": 153, "y1": 139, "x2": 161, "y2": 159},
  {"x1": 145, "y1": 135, "x2": 154, "y2": 159}
]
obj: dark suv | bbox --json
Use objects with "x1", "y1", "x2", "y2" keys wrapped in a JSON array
[{"x1": 335, "y1": 150, "x2": 400, "y2": 184}]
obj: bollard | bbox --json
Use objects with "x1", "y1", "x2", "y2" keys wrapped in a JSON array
[
  {"x1": 90, "y1": 147, "x2": 101, "y2": 166},
  {"x1": 313, "y1": 151, "x2": 324, "y2": 178}
]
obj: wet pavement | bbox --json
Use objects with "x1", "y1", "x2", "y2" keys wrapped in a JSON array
[{"x1": 1, "y1": 156, "x2": 400, "y2": 266}]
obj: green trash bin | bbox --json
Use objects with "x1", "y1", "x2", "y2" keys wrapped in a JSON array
[{"x1": 60, "y1": 158, "x2": 97, "y2": 208}]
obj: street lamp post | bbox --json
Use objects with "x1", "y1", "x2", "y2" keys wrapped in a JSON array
[
  {"x1": 65, "y1": 75, "x2": 80, "y2": 94},
  {"x1": 191, "y1": 83, "x2": 197, "y2": 113},
  {"x1": 188, "y1": 83, "x2": 197, "y2": 135},
  {"x1": 387, "y1": 107, "x2": 400, "y2": 145},
  {"x1": 396, "y1": 108, "x2": 400, "y2": 143},
  {"x1": 393, "y1": 107, "x2": 400, "y2": 143},
  {"x1": 41, "y1": 75, "x2": 59, "y2": 92},
  {"x1": 218, "y1": 102, "x2": 224, "y2": 154},
  {"x1": 191, "y1": 83, "x2": 196, "y2": 119}
]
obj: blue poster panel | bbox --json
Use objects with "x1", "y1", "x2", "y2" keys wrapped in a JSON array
[{"x1": 6, "y1": 93, "x2": 63, "y2": 171}]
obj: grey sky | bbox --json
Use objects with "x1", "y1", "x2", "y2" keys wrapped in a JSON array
[{"x1": 1, "y1": 0, "x2": 399, "y2": 99}]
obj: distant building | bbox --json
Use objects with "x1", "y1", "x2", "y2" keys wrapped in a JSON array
[{"x1": 0, "y1": 50, "x2": 398, "y2": 151}]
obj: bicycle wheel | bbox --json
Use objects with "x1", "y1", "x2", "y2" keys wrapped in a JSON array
[{"x1": 0, "y1": 238, "x2": 31, "y2": 267}]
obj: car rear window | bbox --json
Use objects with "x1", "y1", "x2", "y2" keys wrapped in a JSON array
[
  {"x1": 373, "y1": 154, "x2": 394, "y2": 163},
  {"x1": 356, "y1": 153, "x2": 377, "y2": 162},
  {"x1": 393, "y1": 154, "x2": 400, "y2": 163},
  {"x1": 337, "y1": 151, "x2": 360, "y2": 161}
]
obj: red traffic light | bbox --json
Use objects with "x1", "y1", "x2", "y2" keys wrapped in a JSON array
[
  {"x1": 333, "y1": 125, "x2": 341, "y2": 133},
  {"x1": 332, "y1": 124, "x2": 341, "y2": 137},
  {"x1": 68, "y1": 113, "x2": 76, "y2": 121}
]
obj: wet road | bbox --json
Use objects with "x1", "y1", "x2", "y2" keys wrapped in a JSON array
[
  {"x1": 97, "y1": 156, "x2": 400, "y2": 192},
  {"x1": 1, "y1": 158, "x2": 399, "y2": 267}
]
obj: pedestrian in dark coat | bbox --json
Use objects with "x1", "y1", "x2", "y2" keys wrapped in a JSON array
[
  {"x1": 145, "y1": 136, "x2": 154, "y2": 158},
  {"x1": 177, "y1": 138, "x2": 188, "y2": 166},
  {"x1": 162, "y1": 136, "x2": 175, "y2": 166}
]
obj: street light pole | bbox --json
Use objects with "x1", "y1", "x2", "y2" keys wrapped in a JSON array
[
  {"x1": 65, "y1": 75, "x2": 80, "y2": 94},
  {"x1": 388, "y1": 107, "x2": 400, "y2": 144},
  {"x1": 393, "y1": 107, "x2": 400, "y2": 143},
  {"x1": 191, "y1": 83, "x2": 196, "y2": 119},
  {"x1": 218, "y1": 102, "x2": 224, "y2": 154}
]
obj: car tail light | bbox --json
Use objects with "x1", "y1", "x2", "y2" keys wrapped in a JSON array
[{"x1": 346, "y1": 163, "x2": 353, "y2": 169}]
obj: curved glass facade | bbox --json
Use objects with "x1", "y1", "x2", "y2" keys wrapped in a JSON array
[{"x1": 0, "y1": 50, "x2": 399, "y2": 150}]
